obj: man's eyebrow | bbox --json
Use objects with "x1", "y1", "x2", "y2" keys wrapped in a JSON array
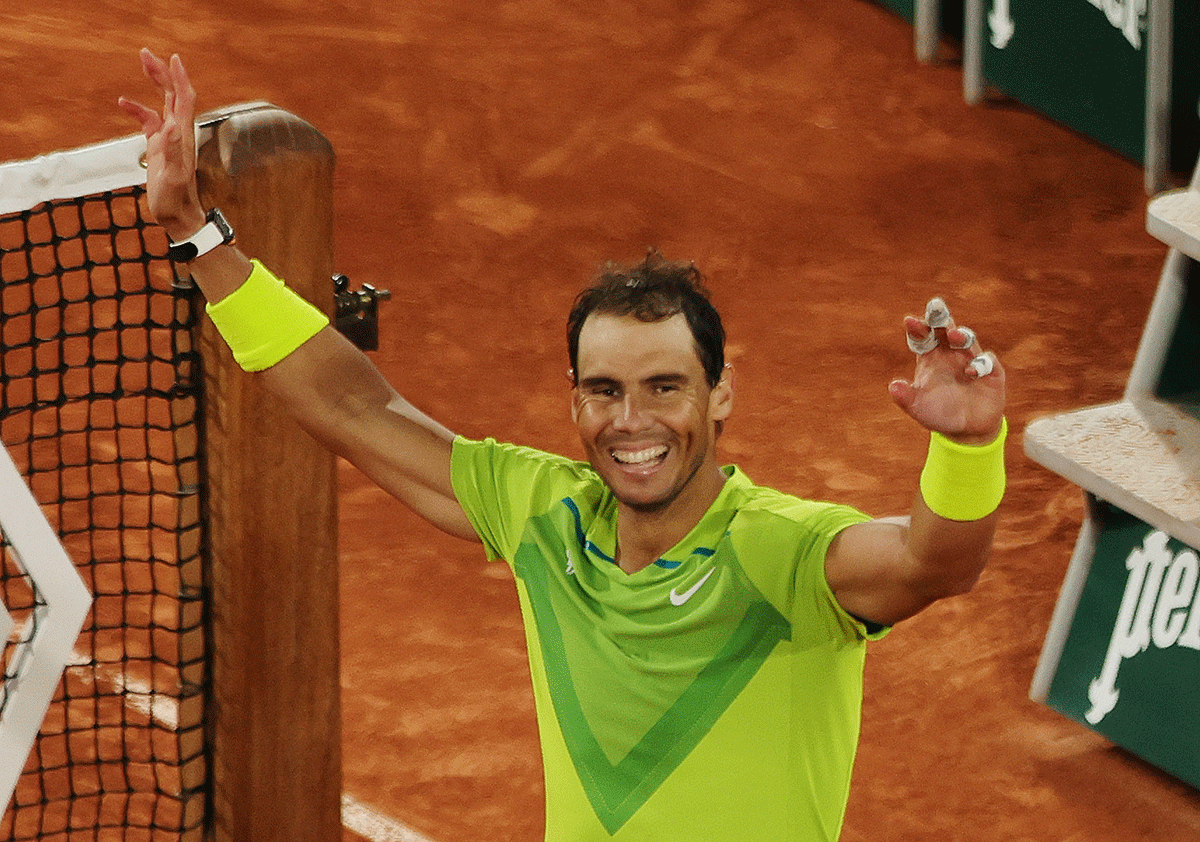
[
  {"x1": 577, "y1": 375, "x2": 621, "y2": 389},
  {"x1": 645, "y1": 372, "x2": 690, "y2": 386},
  {"x1": 577, "y1": 372, "x2": 691, "y2": 390}
]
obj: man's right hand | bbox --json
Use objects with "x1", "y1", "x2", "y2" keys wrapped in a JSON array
[{"x1": 118, "y1": 49, "x2": 206, "y2": 241}]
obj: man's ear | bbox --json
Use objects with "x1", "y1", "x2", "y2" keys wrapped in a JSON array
[{"x1": 710, "y1": 363, "x2": 734, "y2": 421}]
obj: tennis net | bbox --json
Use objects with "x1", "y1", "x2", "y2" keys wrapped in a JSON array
[
  {"x1": 1, "y1": 106, "x2": 343, "y2": 842},
  {"x1": 1, "y1": 145, "x2": 206, "y2": 841}
]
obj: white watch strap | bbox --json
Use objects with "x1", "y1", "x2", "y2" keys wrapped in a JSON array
[{"x1": 172, "y1": 220, "x2": 226, "y2": 259}]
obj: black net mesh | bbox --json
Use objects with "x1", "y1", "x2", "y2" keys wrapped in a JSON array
[{"x1": 1, "y1": 186, "x2": 206, "y2": 841}]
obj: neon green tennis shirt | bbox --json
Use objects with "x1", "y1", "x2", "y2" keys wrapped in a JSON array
[{"x1": 451, "y1": 437, "x2": 886, "y2": 841}]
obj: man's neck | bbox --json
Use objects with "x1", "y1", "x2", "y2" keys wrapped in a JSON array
[{"x1": 614, "y1": 465, "x2": 728, "y2": 574}]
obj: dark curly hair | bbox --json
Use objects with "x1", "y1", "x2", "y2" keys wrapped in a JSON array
[{"x1": 567, "y1": 251, "x2": 726, "y2": 387}]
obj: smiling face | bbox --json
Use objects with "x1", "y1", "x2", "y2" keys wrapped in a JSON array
[{"x1": 571, "y1": 312, "x2": 732, "y2": 518}]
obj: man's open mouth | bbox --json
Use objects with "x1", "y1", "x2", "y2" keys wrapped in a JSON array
[{"x1": 610, "y1": 444, "x2": 669, "y2": 467}]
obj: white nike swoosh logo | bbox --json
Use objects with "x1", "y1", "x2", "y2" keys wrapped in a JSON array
[{"x1": 669, "y1": 567, "x2": 717, "y2": 606}]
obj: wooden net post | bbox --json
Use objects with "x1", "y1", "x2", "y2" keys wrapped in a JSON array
[{"x1": 193, "y1": 104, "x2": 341, "y2": 842}]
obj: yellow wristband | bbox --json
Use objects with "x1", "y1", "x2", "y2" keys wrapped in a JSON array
[
  {"x1": 919, "y1": 418, "x2": 1008, "y2": 521},
  {"x1": 205, "y1": 260, "x2": 330, "y2": 372}
]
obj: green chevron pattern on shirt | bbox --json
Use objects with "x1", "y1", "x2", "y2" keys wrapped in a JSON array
[{"x1": 514, "y1": 506, "x2": 791, "y2": 832}]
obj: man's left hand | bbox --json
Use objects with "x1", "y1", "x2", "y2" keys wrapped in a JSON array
[{"x1": 888, "y1": 298, "x2": 1006, "y2": 445}]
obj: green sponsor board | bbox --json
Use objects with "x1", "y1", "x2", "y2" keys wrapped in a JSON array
[
  {"x1": 1169, "y1": 4, "x2": 1200, "y2": 173},
  {"x1": 874, "y1": 0, "x2": 964, "y2": 37},
  {"x1": 875, "y1": 0, "x2": 915, "y2": 22},
  {"x1": 982, "y1": 0, "x2": 1147, "y2": 162},
  {"x1": 1167, "y1": 2, "x2": 1200, "y2": 173},
  {"x1": 980, "y1": 0, "x2": 1199, "y2": 169},
  {"x1": 1047, "y1": 501, "x2": 1200, "y2": 788}
]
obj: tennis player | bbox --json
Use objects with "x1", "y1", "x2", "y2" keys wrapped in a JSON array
[{"x1": 122, "y1": 49, "x2": 1007, "y2": 841}]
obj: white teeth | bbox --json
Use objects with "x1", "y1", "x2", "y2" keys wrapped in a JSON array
[{"x1": 611, "y1": 445, "x2": 668, "y2": 465}]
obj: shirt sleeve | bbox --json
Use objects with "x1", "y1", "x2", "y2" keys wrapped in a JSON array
[
  {"x1": 733, "y1": 495, "x2": 886, "y2": 644},
  {"x1": 816, "y1": 522, "x2": 892, "y2": 642},
  {"x1": 793, "y1": 505, "x2": 890, "y2": 643},
  {"x1": 450, "y1": 436, "x2": 594, "y2": 562}
]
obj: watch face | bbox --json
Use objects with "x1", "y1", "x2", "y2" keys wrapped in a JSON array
[{"x1": 209, "y1": 208, "x2": 234, "y2": 241}]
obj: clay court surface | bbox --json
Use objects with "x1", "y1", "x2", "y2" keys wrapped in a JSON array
[{"x1": 4, "y1": 1, "x2": 1200, "y2": 840}]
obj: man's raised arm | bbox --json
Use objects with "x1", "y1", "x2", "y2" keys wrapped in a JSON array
[
  {"x1": 120, "y1": 49, "x2": 478, "y2": 542},
  {"x1": 825, "y1": 299, "x2": 1007, "y2": 627}
]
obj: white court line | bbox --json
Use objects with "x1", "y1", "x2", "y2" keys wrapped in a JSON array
[
  {"x1": 341, "y1": 793, "x2": 439, "y2": 842},
  {"x1": 67, "y1": 649, "x2": 179, "y2": 729}
]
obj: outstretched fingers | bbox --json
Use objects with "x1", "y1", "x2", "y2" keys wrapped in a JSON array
[
  {"x1": 967, "y1": 351, "x2": 998, "y2": 379},
  {"x1": 902, "y1": 298, "x2": 995, "y2": 380},
  {"x1": 904, "y1": 315, "x2": 939, "y2": 355},
  {"x1": 947, "y1": 325, "x2": 976, "y2": 351},
  {"x1": 892, "y1": 297, "x2": 1006, "y2": 441},
  {"x1": 137, "y1": 48, "x2": 184, "y2": 101},
  {"x1": 119, "y1": 50, "x2": 195, "y2": 138},
  {"x1": 164, "y1": 53, "x2": 197, "y2": 121},
  {"x1": 904, "y1": 297, "x2": 951, "y2": 354},
  {"x1": 117, "y1": 95, "x2": 162, "y2": 136},
  {"x1": 118, "y1": 49, "x2": 204, "y2": 233}
]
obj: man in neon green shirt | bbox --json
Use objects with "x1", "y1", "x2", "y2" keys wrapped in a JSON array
[
  {"x1": 124, "y1": 49, "x2": 1008, "y2": 841},
  {"x1": 452, "y1": 435, "x2": 882, "y2": 839}
]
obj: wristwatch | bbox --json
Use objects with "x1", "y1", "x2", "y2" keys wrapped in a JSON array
[{"x1": 166, "y1": 207, "x2": 235, "y2": 263}]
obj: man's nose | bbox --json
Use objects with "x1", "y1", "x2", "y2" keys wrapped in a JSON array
[{"x1": 612, "y1": 392, "x2": 653, "y2": 430}]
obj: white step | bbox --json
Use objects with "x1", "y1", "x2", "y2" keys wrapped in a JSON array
[
  {"x1": 1147, "y1": 187, "x2": 1200, "y2": 260},
  {"x1": 1024, "y1": 398, "x2": 1200, "y2": 548}
]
